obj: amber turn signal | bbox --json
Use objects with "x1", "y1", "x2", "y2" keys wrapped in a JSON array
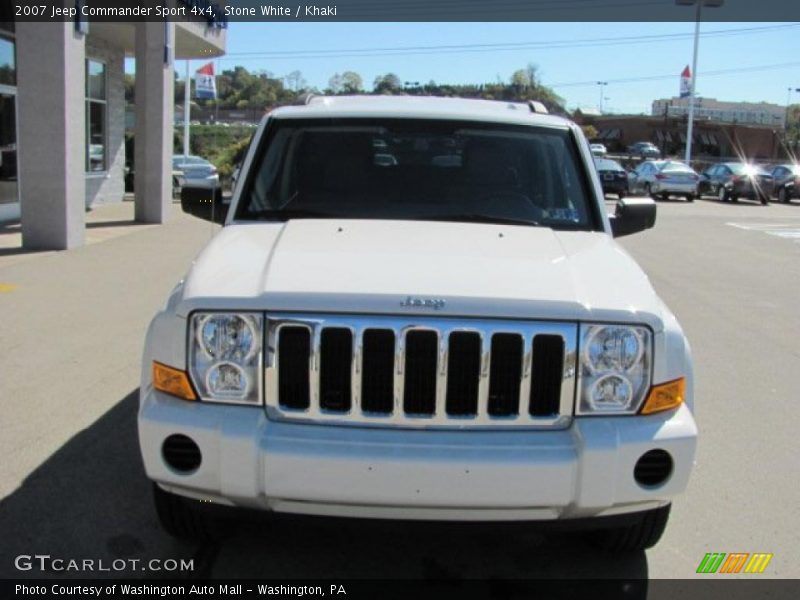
[
  {"x1": 152, "y1": 361, "x2": 197, "y2": 401},
  {"x1": 640, "y1": 377, "x2": 685, "y2": 415}
]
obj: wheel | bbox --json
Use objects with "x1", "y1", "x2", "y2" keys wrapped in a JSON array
[
  {"x1": 584, "y1": 504, "x2": 671, "y2": 553},
  {"x1": 152, "y1": 483, "x2": 223, "y2": 542},
  {"x1": 617, "y1": 190, "x2": 626, "y2": 199},
  {"x1": 685, "y1": 194, "x2": 695, "y2": 202},
  {"x1": 778, "y1": 187, "x2": 789, "y2": 203},
  {"x1": 760, "y1": 194, "x2": 769, "y2": 206},
  {"x1": 644, "y1": 183, "x2": 654, "y2": 199},
  {"x1": 718, "y1": 186, "x2": 729, "y2": 203}
]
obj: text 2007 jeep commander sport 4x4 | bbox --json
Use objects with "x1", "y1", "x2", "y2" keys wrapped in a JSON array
[{"x1": 139, "y1": 96, "x2": 696, "y2": 552}]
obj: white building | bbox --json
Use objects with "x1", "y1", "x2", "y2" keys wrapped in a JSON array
[
  {"x1": 651, "y1": 97, "x2": 785, "y2": 128},
  {"x1": 0, "y1": 17, "x2": 226, "y2": 249}
]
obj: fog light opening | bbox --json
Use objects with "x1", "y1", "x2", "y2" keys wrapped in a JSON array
[
  {"x1": 634, "y1": 449, "x2": 673, "y2": 488},
  {"x1": 162, "y1": 434, "x2": 202, "y2": 474}
]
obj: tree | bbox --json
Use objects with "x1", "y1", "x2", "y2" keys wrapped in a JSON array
[
  {"x1": 327, "y1": 73, "x2": 343, "y2": 94},
  {"x1": 284, "y1": 70, "x2": 307, "y2": 92},
  {"x1": 341, "y1": 71, "x2": 363, "y2": 94},
  {"x1": 373, "y1": 73, "x2": 402, "y2": 95}
]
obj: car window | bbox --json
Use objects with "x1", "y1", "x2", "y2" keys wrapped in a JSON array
[
  {"x1": 237, "y1": 118, "x2": 598, "y2": 230},
  {"x1": 661, "y1": 162, "x2": 693, "y2": 173},
  {"x1": 594, "y1": 158, "x2": 622, "y2": 171}
]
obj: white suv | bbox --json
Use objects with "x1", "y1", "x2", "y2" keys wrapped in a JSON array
[{"x1": 140, "y1": 96, "x2": 696, "y2": 552}]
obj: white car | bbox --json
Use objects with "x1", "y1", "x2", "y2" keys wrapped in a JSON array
[
  {"x1": 590, "y1": 143, "x2": 607, "y2": 156},
  {"x1": 140, "y1": 95, "x2": 696, "y2": 553}
]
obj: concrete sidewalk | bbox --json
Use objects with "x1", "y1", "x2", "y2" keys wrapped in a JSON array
[{"x1": 0, "y1": 203, "x2": 218, "y2": 499}]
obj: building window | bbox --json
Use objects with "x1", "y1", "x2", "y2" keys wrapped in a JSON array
[
  {"x1": 0, "y1": 34, "x2": 14, "y2": 86},
  {"x1": 86, "y1": 59, "x2": 106, "y2": 172}
]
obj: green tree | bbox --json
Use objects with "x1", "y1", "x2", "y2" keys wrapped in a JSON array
[{"x1": 373, "y1": 73, "x2": 402, "y2": 94}]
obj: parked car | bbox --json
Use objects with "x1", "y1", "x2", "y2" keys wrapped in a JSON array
[
  {"x1": 593, "y1": 157, "x2": 628, "y2": 198},
  {"x1": 627, "y1": 142, "x2": 661, "y2": 158},
  {"x1": 143, "y1": 96, "x2": 696, "y2": 554},
  {"x1": 697, "y1": 162, "x2": 772, "y2": 205},
  {"x1": 589, "y1": 143, "x2": 607, "y2": 156},
  {"x1": 768, "y1": 163, "x2": 800, "y2": 203},
  {"x1": 172, "y1": 155, "x2": 219, "y2": 190},
  {"x1": 629, "y1": 160, "x2": 699, "y2": 202}
]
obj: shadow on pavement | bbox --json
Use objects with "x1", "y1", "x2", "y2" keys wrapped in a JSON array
[{"x1": 0, "y1": 389, "x2": 648, "y2": 581}]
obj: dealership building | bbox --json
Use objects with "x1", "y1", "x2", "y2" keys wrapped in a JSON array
[{"x1": 0, "y1": 18, "x2": 226, "y2": 249}]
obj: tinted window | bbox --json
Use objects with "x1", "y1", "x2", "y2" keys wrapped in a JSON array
[
  {"x1": 661, "y1": 162, "x2": 694, "y2": 173},
  {"x1": 237, "y1": 119, "x2": 597, "y2": 230}
]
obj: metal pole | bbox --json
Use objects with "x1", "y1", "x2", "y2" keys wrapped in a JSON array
[
  {"x1": 183, "y1": 60, "x2": 190, "y2": 160},
  {"x1": 684, "y1": 2, "x2": 701, "y2": 164}
]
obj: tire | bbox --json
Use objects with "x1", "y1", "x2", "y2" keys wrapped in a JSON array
[
  {"x1": 584, "y1": 504, "x2": 671, "y2": 554},
  {"x1": 760, "y1": 194, "x2": 769, "y2": 206},
  {"x1": 685, "y1": 194, "x2": 695, "y2": 202},
  {"x1": 718, "y1": 186, "x2": 729, "y2": 203},
  {"x1": 152, "y1": 483, "x2": 223, "y2": 543},
  {"x1": 778, "y1": 187, "x2": 789, "y2": 203},
  {"x1": 617, "y1": 190, "x2": 626, "y2": 199},
  {"x1": 644, "y1": 183, "x2": 654, "y2": 199}
]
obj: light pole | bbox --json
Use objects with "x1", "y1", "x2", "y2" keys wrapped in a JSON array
[
  {"x1": 597, "y1": 81, "x2": 608, "y2": 113},
  {"x1": 676, "y1": 0, "x2": 724, "y2": 164},
  {"x1": 785, "y1": 87, "x2": 800, "y2": 130}
]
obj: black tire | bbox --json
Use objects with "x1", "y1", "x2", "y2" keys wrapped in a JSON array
[
  {"x1": 644, "y1": 183, "x2": 654, "y2": 199},
  {"x1": 584, "y1": 504, "x2": 671, "y2": 553},
  {"x1": 718, "y1": 186, "x2": 729, "y2": 203},
  {"x1": 778, "y1": 187, "x2": 789, "y2": 203},
  {"x1": 685, "y1": 194, "x2": 695, "y2": 202},
  {"x1": 152, "y1": 483, "x2": 222, "y2": 543},
  {"x1": 760, "y1": 194, "x2": 769, "y2": 206}
]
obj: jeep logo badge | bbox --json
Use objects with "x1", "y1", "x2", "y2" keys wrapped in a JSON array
[{"x1": 400, "y1": 296, "x2": 446, "y2": 310}]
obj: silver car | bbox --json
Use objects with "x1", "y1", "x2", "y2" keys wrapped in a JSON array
[
  {"x1": 629, "y1": 160, "x2": 699, "y2": 202},
  {"x1": 172, "y1": 155, "x2": 220, "y2": 190}
]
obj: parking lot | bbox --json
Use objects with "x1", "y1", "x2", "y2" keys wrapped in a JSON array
[{"x1": 0, "y1": 196, "x2": 798, "y2": 580}]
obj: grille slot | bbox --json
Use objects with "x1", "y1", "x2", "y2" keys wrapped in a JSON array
[
  {"x1": 278, "y1": 326, "x2": 311, "y2": 409},
  {"x1": 267, "y1": 314, "x2": 575, "y2": 429},
  {"x1": 488, "y1": 333, "x2": 523, "y2": 416},
  {"x1": 530, "y1": 334, "x2": 565, "y2": 416},
  {"x1": 403, "y1": 330, "x2": 438, "y2": 415},
  {"x1": 361, "y1": 329, "x2": 395, "y2": 414},
  {"x1": 445, "y1": 331, "x2": 481, "y2": 416},
  {"x1": 320, "y1": 328, "x2": 353, "y2": 412}
]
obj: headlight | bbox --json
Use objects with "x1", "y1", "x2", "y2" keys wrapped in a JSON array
[
  {"x1": 578, "y1": 324, "x2": 651, "y2": 415},
  {"x1": 189, "y1": 312, "x2": 262, "y2": 404}
]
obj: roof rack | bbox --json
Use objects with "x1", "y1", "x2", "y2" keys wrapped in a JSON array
[
  {"x1": 528, "y1": 100, "x2": 549, "y2": 114},
  {"x1": 293, "y1": 93, "x2": 317, "y2": 106}
]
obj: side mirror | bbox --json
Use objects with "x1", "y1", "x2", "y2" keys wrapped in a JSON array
[
  {"x1": 610, "y1": 196, "x2": 656, "y2": 238},
  {"x1": 181, "y1": 185, "x2": 228, "y2": 224}
]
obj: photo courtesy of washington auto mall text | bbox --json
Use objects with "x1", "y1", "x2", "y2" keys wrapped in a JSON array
[{"x1": 3, "y1": 0, "x2": 800, "y2": 599}]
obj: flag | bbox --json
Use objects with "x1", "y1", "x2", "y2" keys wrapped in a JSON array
[
  {"x1": 680, "y1": 65, "x2": 692, "y2": 98},
  {"x1": 195, "y1": 62, "x2": 216, "y2": 100}
]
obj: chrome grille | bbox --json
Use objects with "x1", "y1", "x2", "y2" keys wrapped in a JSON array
[{"x1": 265, "y1": 314, "x2": 577, "y2": 429}]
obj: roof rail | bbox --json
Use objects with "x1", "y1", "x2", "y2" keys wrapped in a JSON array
[
  {"x1": 294, "y1": 93, "x2": 317, "y2": 106},
  {"x1": 528, "y1": 100, "x2": 549, "y2": 114}
]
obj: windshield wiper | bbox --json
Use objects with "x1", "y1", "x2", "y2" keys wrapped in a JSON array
[
  {"x1": 416, "y1": 213, "x2": 541, "y2": 227},
  {"x1": 247, "y1": 209, "x2": 336, "y2": 221}
]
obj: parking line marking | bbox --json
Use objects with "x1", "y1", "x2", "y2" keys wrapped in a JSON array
[
  {"x1": 0, "y1": 283, "x2": 17, "y2": 293},
  {"x1": 726, "y1": 222, "x2": 800, "y2": 243}
]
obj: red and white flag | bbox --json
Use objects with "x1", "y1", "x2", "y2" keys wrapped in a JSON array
[
  {"x1": 195, "y1": 62, "x2": 217, "y2": 100},
  {"x1": 680, "y1": 65, "x2": 692, "y2": 98}
]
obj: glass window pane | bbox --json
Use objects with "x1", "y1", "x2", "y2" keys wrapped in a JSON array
[
  {"x1": 87, "y1": 101, "x2": 105, "y2": 172},
  {"x1": 0, "y1": 92, "x2": 16, "y2": 204},
  {"x1": 0, "y1": 36, "x2": 15, "y2": 86},
  {"x1": 87, "y1": 60, "x2": 105, "y2": 100}
]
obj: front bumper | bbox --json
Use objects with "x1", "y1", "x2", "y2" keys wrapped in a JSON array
[{"x1": 139, "y1": 390, "x2": 697, "y2": 521}]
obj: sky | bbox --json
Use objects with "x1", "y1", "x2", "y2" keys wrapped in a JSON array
[{"x1": 196, "y1": 21, "x2": 800, "y2": 114}]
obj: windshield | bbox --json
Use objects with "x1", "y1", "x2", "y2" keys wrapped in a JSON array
[
  {"x1": 235, "y1": 118, "x2": 596, "y2": 230},
  {"x1": 594, "y1": 158, "x2": 623, "y2": 171},
  {"x1": 661, "y1": 161, "x2": 694, "y2": 173}
]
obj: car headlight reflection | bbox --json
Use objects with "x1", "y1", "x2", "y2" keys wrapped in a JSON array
[
  {"x1": 189, "y1": 312, "x2": 262, "y2": 404},
  {"x1": 579, "y1": 324, "x2": 651, "y2": 415}
]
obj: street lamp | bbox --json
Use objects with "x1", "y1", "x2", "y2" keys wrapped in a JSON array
[
  {"x1": 785, "y1": 87, "x2": 800, "y2": 130},
  {"x1": 597, "y1": 81, "x2": 608, "y2": 113},
  {"x1": 676, "y1": 0, "x2": 724, "y2": 164}
]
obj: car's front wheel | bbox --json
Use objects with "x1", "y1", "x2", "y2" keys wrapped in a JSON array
[
  {"x1": 152, "y1": 483, "x2": 223, "y2": 543},
  {"x1": 685, "y1": 194, "x2": 695, "y2": 202},
  {"x1": 778, "y1": 187, "x2": 789, "y2": 203},
  {"x1": 718, "y1": 186, "x2": 730, "y2": 203},
  {"x1": 584, "y1": 504, "x2": 671, "y2": 553}
]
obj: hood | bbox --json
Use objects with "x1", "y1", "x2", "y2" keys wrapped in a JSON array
[{"x1": 179, "y1": 219, "x2": 665, "y2": 330}]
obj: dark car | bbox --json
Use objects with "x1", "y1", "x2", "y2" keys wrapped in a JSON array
[
  {"x1": 697, "y1": 162, "x2": 772, "y2": 205},
  {"x1": 627, "y1": 141, "x2": 661, "y2": 159},
  {"x1": 768, "y1": 163, "x2": 800, "y2": 203},
  {"x1": 593, "y1": 157, "x2": 628, "y2": 198}
]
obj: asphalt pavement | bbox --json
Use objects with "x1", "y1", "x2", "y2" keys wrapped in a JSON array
[{"x1": 0, "y1": 196, "x2": 798, "y2": 581}]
